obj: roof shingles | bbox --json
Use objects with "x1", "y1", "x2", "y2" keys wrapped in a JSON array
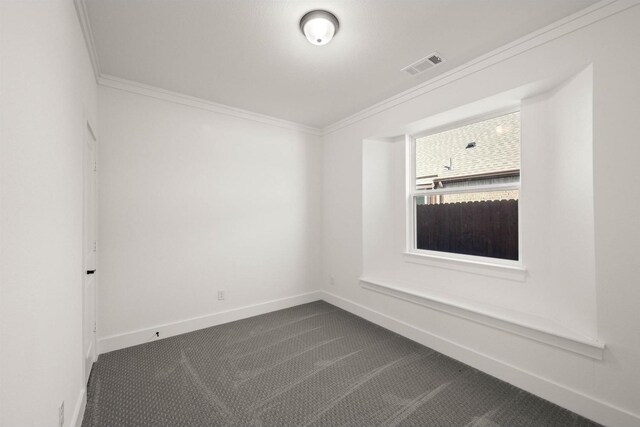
[{"x1": 415, "y1": 112, "x2": 521, "y2": 186}]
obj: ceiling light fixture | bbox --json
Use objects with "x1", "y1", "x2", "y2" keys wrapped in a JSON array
[{"x1": 300, "y1": 10, "x2": 339, "y2": 46}]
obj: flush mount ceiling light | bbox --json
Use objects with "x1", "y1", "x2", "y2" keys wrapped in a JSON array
[{"x1": 300, "y1": 10, "x2": 339, "y2": 46}]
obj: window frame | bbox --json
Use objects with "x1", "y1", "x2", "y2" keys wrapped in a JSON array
[{"x1": 405, "y1": 108, "x2": 524, "y2": 270}]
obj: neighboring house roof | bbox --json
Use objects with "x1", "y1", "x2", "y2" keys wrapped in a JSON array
[{"x1": 415, "y1": 112, "x2": 521, "y2": 188}]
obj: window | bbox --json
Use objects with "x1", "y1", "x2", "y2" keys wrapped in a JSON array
[{"x1": 409, "y1": 111, "x2": 521, "y2": 262}]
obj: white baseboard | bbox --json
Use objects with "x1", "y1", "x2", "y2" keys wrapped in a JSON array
[
  {"x1": 98, "y1": 291, "x2": 322, "y2": 354},
  {"x1": 319, "y1": 290, "x2": 640, "y2": 427},
  {"x1": 69, "y1": 387, "x2": 86, "y2": 427}
]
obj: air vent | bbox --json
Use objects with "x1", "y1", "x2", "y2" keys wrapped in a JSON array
[
  {"x1": 402, "y1": 52, "x2": 446, "y2": 76},
  {"x1": 428, "y1": 54, "x2": 443, "y2": 64}
]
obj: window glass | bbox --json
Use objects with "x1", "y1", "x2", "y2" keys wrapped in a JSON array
[{"x1": 413, "y1": 112, "x2": 520, "y2": 261}]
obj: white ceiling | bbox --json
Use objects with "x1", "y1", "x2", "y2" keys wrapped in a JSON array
[{"x1": 85, "y1": 0, "x2": 599, "y2": 129}]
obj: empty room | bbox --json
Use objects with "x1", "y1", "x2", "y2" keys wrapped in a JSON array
[{"x1": 2, "y1": 0, "x2": 640, "y2": 426}]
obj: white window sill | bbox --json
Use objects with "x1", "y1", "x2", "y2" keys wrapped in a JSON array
[
  {"x1": 359, "y1": 277, "x2": 605, "y2": 360},
  {"x1": 403, "y1": 251, "x2": 527, "y2": 282}
]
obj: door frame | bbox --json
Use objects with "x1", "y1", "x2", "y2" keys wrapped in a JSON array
[{"x1": 82, "y1": 119, "x2": 98, "y2": 384}]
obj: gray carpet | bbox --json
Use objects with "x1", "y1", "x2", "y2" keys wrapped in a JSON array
[{"x1": 82, "y1": 301, "x2": 601, "y2": 426}]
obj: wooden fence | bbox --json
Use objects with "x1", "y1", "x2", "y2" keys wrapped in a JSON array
[{"x1": 416, "y1": 200, "x2": 518, "y2": 260}]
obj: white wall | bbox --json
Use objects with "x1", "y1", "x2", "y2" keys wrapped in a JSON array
[
  {"x1": 97, "y1": 86, "x2": 322, "y2": 346},
  {"x1": 323, "y1": 3, "x2": 640, "y2": 426},
  {"x1": 0, "y1": 1, "x2": 98, "y2": 426}
]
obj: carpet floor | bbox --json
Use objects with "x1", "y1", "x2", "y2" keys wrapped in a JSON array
[{"x1": 82, "y1": 301, "x2": 601, "y2": 426}]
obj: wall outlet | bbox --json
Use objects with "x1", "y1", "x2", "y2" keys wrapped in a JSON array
[
  {"x1": 330, "y1": 277, "x2": 335, "y2": 286},
  {"x1": 217, "y1": 289, "x2": 226, "y2": 300},
  {"x1": 59, "y1": 401, "x2": 64, "y2": 427}
]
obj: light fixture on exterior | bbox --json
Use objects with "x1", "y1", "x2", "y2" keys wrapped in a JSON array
[{"x1": 300, "y1": 10, "x2": 339, "y2": 46}]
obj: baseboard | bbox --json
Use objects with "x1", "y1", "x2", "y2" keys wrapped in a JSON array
[
  {"x1": 319, "y1": 290, "x2": 640, "y2": 427},
  {"x1": 98, "y1": 291, "x2": 322, "y2": 354},
  {"x1": 69, "y1": 387, "x2": 86, "y2": 427}
]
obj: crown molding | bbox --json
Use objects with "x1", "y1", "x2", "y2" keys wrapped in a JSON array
[
  {"x1": 321, "y1": 0, "x2": 639, "y2": 135},
  {"x1": 74, "y1": 0, "x2": 101, "y2": 83},
  {"x1": 98, "y1": 75, "x2": 323, "y2": 135},
  {"x1": 74, "y1": 0, "x2": 321, "y2": 135}
]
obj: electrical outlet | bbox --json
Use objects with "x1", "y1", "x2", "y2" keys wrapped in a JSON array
[
  {"x1": 330, "y1": 277, "x2": 335, "y2": 286},
  {"x1": 217, "y1": 289, "x2": 226, "y2": 301},
  {"x1": 59, "y1": 401, "x2": 64, "y2": 427}
]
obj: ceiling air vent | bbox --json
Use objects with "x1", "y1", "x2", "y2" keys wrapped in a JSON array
[
  {"x1": 402, "y1": 52, "x2": 446, "y2": 76},
  {"x1": 428, "y1": 54, "x2": 443, "y2": 64}
]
